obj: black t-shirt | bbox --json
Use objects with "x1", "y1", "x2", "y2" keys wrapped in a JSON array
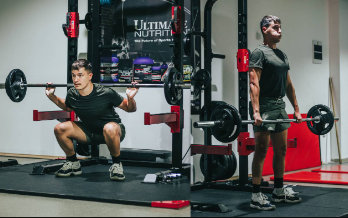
[
  {"x1": 249, "y1": 44, "x2": 290, "y2": 98},
  {"x1": 65, "y1": 83, "x2": 124, "y2": 133}
]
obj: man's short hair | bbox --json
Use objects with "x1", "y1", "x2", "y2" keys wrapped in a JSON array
[
  {"x1": 71, "y1": 59, "x2": 92, "y2": 73},
  {"x1": 260, "y1": 15, "x2": 281, "y2": 34}
]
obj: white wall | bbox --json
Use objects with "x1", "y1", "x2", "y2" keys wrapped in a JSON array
[
  {"x1": 192, "y1": 0, "x2": 334, "y2": 183},
  {"x1": 337, "y1": 0, "x2": 348, "y2": 159},
  {"x1": 0, "y1": 0, "x2": 191, "y2": 163},
  {"x1": 328, "y1": 0, "x2": 340, "y2": 163}
]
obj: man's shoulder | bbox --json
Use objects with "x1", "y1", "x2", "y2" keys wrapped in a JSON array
[
  {"x1": 67, "y1": 87, "x2": 78, "y2": 96},
  {"x1": 94, "y1": 83, "x2": 119, "y2": 95},
  {"x1": 250, "y1": 45, "x2": 266, "y2": 57}
]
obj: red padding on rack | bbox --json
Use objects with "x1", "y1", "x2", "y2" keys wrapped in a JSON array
[
  {"x1": 262, "y1": 114, "x2": 321, "y2": 176},
  {"x1": 238, "y1": 132, "x2": 297, "y2": 156},
  {"x1": 271, "y1": 171, "x2": 348, "y2": 185},
  {"x1": 312, "y1": 165, "x2": 348, "y2": 174},
  {"x1": 151, "y1": 200, "x2": 190, "y2": 209},
  {"x1": 33, "y1": 110, "x2": 77, "y2": 121},
  {"x1": 144, "y1": 113, "x2": 177, "y2": 125},
  {"x1": 237, "y1": 49, "x2": 250, "y2": 72},
  {"x1": 144, "y1": 106, "x2": 181, "y2": 133}
]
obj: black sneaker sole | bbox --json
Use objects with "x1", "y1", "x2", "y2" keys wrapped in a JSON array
[
  {"x1": 56, "y1": 171, "x2": 82, "y2": 177},
  {"x1": 110, "y1": 176, "x2": 126, "y2": 181},
  {"x1": 250, "y1": 203, "x2": 276, "y2": 211},
  {"x1": 272, "y1": 197, "x2": 302, "y2": 203}
]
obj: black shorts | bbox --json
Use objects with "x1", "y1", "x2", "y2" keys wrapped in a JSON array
[
  {"x1": 249, "y1": 97, "x2": 291, "y2": 133},
  {"x1": 74, "y1": 121, "x2": 126, "y2": 145}
]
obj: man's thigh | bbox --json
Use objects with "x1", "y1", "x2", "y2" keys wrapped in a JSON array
[{"x1": 71, "y1": 121, "x2": 91, "y2": 144}]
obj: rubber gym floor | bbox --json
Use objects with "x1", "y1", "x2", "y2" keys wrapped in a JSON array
[
  {"x1": 191, "y1": 163, "x2": 348, "y2": 217},
  {"x1": 0, "y1": 156, "x2": 190, "y2": 217}
]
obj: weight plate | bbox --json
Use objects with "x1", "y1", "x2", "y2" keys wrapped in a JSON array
[
  {"x1": 5, "y1": 69, "x2": 27, "y2": 103},
  {"x1": 200, "y1": 153, "x2": 237, "y2": 181},
  {"x1": 163, "y1": 67, "x2": 183, "y2": 105},
  {"x1": 85, "y1": 13, "x2": 92, "y2": 31},
  {"x1": 306, "y1": 104, "x2": 334, "y2": 135},
  {"x1": 211, "y1": 104, "x2": 242, "y2": 143}
]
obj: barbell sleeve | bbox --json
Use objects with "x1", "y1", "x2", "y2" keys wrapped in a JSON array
[{"x1": 193, "y1": 120, "x2": 223, "y2": 128}]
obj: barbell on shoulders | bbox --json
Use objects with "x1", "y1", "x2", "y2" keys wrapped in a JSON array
[
  {"x1": 1, "y1": 68, "x2": 191, "y2": 105},
  {"x1": 193, "y1": 103, "x2": 339, "y2": 143}
]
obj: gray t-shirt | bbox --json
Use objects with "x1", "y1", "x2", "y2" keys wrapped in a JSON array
[
  {"x1": 249, "y1": 44, "x2": 290, "y2": 98},
  {"x1": 65, "y1": 83, "x2": 124, "y2": 133}
]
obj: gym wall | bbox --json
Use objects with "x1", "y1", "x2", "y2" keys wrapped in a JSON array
[
  {"x1": 192, "y1": 0, "x2": 346, "y2": 183},
  {"x1": 338, "y1": 0, "x2": 348, "y2": 161},
  {"x1": 0, "y1": 0, "x2": 191, "y2": 164},
  {"x1": 329, "y1": 0, "x2": 348, "y2": 163}
]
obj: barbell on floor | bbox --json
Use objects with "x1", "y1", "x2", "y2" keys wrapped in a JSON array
[
  {"x1": 1, "y1": 68, "x2": 191, "y2": 105},
  {"x1": 194, "y1": 103, "x2": 339, "y2": 143}
]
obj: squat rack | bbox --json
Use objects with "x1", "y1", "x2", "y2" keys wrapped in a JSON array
[{"x1": 32, "y1": 0, "x2": 196, "y2": 175}]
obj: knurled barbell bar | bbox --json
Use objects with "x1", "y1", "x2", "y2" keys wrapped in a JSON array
[
  {"x1": 193, "y1": 103, "x2": 339, "y2": 143},
  {"x1": 1, "y1": 68, "x2": 191, "y2": 105}
]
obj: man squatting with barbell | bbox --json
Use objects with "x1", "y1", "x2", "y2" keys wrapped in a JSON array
[
  {"x1": 249, "y1": 15, "x2": 302, "y2": 210},
  {"x1": 45, "y1": 59, "x2": 138, "y2": 181}
]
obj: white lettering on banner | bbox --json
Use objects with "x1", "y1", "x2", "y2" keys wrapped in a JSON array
[{"x1": 134, "y1": 19, "x2": 189, "y2": 39}]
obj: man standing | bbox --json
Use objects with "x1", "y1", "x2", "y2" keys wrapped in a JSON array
[
  {"x1": 46, "y1": 59, "x2": 138, "y2": 181},
  {"x1": 249, "y1": 15, "x2": 302, "y2": 210}
]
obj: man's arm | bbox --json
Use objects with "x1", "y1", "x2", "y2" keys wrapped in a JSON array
[
  {"x1": 46, "y1": 87, "x2": 72, "y2": 112},
  {"x1": 118, "y1": 97, "x2": 137, "y2": 112},
  {"x1": 285, "y1": 72, "x2": 302, "y2": 122},
  {"x1": 118, "y1": 87, "x2": 138, "y2": 112},
  {"x1": 249, "y1": 67, "x2": 262, "y2": 125}
]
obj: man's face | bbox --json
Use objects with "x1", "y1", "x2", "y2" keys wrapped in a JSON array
[
  {"x1": 71, "y1": 67, "x2": 92, "y2": 90},
  {"x1": 263, "y1": 21, "x2": 282, "y2": 43}
]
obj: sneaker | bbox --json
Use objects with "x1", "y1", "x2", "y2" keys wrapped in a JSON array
[
  {"x1": 272, "y1": 185, "x2": 302, "y2": 203},
  {"x1": 55, "y1": 161, "x2": 82, "y2": 177},
  {"x1": 109, "y1": 162, "x2": 125, "y2": 181},
  {"x1": 250, "y1": 192, "x2": 276, "y2": 211}
]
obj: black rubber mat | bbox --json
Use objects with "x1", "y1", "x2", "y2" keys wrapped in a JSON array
[
  {"x1": 191, "y1": 186, "x2": 348, "y2": 217},
  {"x1": 0, "y1": 160, "x2": 189, "y2": 206}
]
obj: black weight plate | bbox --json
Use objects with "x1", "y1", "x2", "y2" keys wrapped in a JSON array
[
  {"x1": 306, "y1": 104, "x2": 334, "y2": 135},
  {"x1": 191, "y1": 69, "x2": 211, "y2": 90},
  {"x1": 199, "y1": 101, "x2": 227, "y2": 122},
  {"x1": 200, "y1": 153, "x2": 237, "y2": 181},
  {"x1": 163, "y1": 67, "x2": 183, "y2": 105},
  {"x1": 5, "y1": 69, "x2": 27, "y2": 102},
  {"x1": 85, "y1": 13, "x2": 92, "y2": 31},
  {"x1": 211, "y1": 104, "x2": 242, "y2": 143}
]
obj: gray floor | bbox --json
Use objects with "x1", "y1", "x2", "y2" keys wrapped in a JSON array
[{"x1": 0, "y1": 156, "x2": 190, "y2": 217}]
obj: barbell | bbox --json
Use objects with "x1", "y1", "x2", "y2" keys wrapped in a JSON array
[
  {"x1": 1, "y1": 68, "x2": 191, "y2": 105},
  {"x1": 194, "y1": 103, "x2": 339, "y2": 143}
]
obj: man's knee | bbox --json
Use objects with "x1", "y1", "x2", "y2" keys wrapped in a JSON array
[
  {"x1": 103, "y1": 122, "x2": 121, "y2": 138},
  {"x1": 274, "y1": 145, "x2": 287, "y2": 157},
  {"x1": 254, "y1": 144, "x2": 269, "y2": 159},
  {"x1": 54, "y1": 122, "x2": 73, "y2": 136}
]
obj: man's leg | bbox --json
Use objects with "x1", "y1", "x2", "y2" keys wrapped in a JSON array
[
  {"x1": 103, "y1": 122, "x2": 122, "y2": 158},
  {"x1": 250, "y1": 131, "x2": 275, "y2": 210},
  {"x1": 53, "y1": 121, "x2": 88, "y2": 177},
  {"x1": 252, "y1": 132, "x2": 271, "y2": 186},
  {"x1": 271, "y1": 130, "x2": 287, "y2": 183},
  {"x1": 271, "y1": 129, "x2": 301, "y2": 203},
  {"x1": 103, "y1": 122, "x2": 125, "y2": 181}
]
